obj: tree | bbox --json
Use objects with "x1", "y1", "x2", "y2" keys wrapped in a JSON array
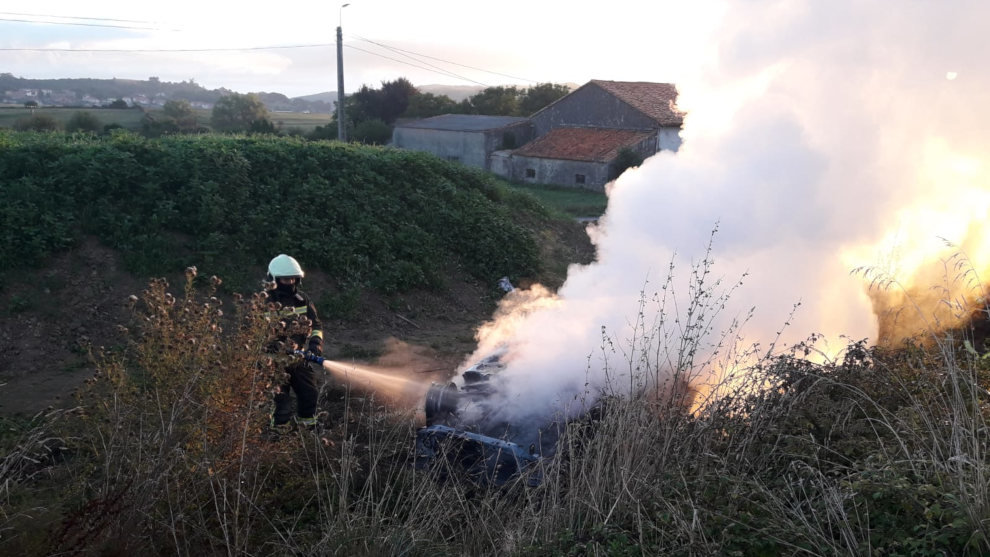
[
  {"x1": 465, "y1": 86, "x2": 521, "y2": 116},
  {"x1": 210, "y1": 93, "x2": 272, "y2": 133},
  {"x1": 379, "y1": 78, "x2": 417, "y2": 124},
  {"x1": 403, "y1": 92, "x2": 458, "y2": 119},
  {"x1": 519, "y1": 83, "x2": 571, "y2": 115},
  {"x1": 13, "y1": 114, "x2": 60, "y2": 131},
  {"x1": 108, "y1": 98, "x2": 129, "y2": 109},
  {"x1": 351, "y1": 118, "x2": 392, "y2": 145},
  {"x1": 348, "y1": 78, "x2": 417, "y2": 126},
  {"x1": 65, "y1": 111, "x2": 102, "y2": 133},
  {"x1": 347, "y1": 85, "x2": 381, "y2": 127},
  {"x1": 142, "y1": 100, "x2": 199, "y2": 138},
  {"x1": 141, "y1": 114, "x2": 177, "y2": 138},
  {"x1": 307, "y1": 123, "x2": 337, "y2": 141},
  {"x1": 247, "y1": 118, "x2": 277, "y2": 135},
  {"x1": 23, "y1": 100, "x2": 38, "y2": 108},
  {"x1": 162, "y1": 99, "x2": 199, "y2": 132},
  {"x1": 611, "y1": 147, "x2": 645, "y2": 179}
]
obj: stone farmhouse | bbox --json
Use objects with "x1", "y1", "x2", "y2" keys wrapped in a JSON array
[{"x1": 392, "y1": 80, "x2": 684, "y2": 191}]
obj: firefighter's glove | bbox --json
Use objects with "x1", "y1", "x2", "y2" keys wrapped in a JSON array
[{"x1": 307, "y1": 338, "x2": 323, "y2": 357}]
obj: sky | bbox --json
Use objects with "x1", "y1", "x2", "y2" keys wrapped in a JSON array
[{"x1": 0, "y1": 1, "x2": 722, "y2": 97}]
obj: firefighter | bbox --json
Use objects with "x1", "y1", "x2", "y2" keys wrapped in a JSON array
[{"x1": 265, "y1": 254, "x2": 324, "y2": 431}]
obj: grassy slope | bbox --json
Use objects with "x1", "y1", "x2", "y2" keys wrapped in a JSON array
[
  {"x1": 0, "y1": 131, "x2": 557, "y2": 296},
  {"x1": 503, "y1": 181, "x2": 608, "y2": 218}
]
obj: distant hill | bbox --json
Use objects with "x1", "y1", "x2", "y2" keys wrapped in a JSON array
[
  {"x1": 416, "y1": 83, "x2": 579, "y2": 101},
  {"x1": 295, "y1": 91, "x2": 338, "y2": 103},
  {"x1": 0, "y1": 74, "x2": 333, "y2": 113},
  {"x1": 297, "y1": 84, "x2": 484, "y2": 103},
  {"x1": 1, "y1": 74, "x2": 576, "y2": 112},
  {"x1": 417, "y1": 84, "x2": 484, "y2": 101},
  {"x1": 298, "y1": 84, "x2": 576, "y2": 105}
]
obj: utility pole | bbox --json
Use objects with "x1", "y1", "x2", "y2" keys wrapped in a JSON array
[{"x1": 336, "y1": 3, "x2": 350, "y2": 142}]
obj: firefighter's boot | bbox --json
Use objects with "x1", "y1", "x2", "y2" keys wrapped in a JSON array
[{"x1": 296, "y1": 415, "x2": 318, "y2": 431}]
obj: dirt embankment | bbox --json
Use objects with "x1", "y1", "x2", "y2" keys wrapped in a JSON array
[{"x1": 0, "y1": 220, "x2": 596, "y2": 416}]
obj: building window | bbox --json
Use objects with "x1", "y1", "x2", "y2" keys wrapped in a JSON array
[
  {"x1": 575, "y1": 174, "x2": 586, "y2": 184},
  {"x1": 525, "y1": 168, "x2": 536, "y2": 178}
]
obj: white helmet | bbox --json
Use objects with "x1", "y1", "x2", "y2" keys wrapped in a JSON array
[{"x1": 267, "y1": 254, "x2": 305, "y2": 281}]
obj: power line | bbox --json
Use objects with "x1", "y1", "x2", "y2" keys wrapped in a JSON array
[
  {"x1": 2, "y1": 12, "x2": 542, "y2": 87},
  {"x1": 0, "y1": 36, "x2": 536, "y2": 89},
  {"x1": 0, "y1": 41, "x2": 494, "y2": 87},
  {"x1": 348, "y1": 37, "x2": 489, "y2": 86},
  {"x1": 343, "y1": 43, "x2": 489, "y2": 87},
  {"x1": 352, "y1": 34, "x2": 538, "y2": 84},
  {"x1": 0, "y1": 16, "x2": 163, "y2": 31},
  {"x1": 0, "y1": 11, "x2": 162, "y2": 25},
  {"x1": 0, "y1": 43, "x2": 333, "y2": 53}
]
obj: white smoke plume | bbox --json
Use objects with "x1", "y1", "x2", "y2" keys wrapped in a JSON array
[{"x1": 467, "y1": 0, "x2": 990, "y2": 419}]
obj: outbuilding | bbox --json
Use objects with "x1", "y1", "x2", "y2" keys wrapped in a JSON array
[{"x1": 391, "y1": 114, "x2": 533, "y2": 171}]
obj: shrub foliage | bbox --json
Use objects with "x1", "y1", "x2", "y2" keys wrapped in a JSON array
[{"x1": 0, "y1": 131, "x2": 540, "y2": 293}]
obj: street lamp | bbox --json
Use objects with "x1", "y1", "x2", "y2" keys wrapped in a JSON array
[{"x1": 336, "y1": 3, "x2": 350, "y2": 142}]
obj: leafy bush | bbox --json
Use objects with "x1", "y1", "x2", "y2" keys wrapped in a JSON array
[
  {"x1": 13, "y1": 114, "x2": 60, "y2": 132},
  {"x1": 64, "y1": 111, "x2": 102, "y2": 133},
  {"x1": 0, "y1": 131, "x2": 540, "y2": 295},
  {"x1": 307, "y1": 123, "x2": 337, "y2": 141},
  {"x1": 351, "y1": 118, "x2": 392, "y2": 145},
  {"x1": 210, "y1": 93, "x2": 271, "y2": 133},
  {"x1": 611, "y1": 147, "x2": 644, "y2": 179}
]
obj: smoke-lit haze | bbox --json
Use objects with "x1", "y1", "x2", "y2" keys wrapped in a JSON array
[{"x1": 468, "y1": 1, "x2": 990, "y2": 417}]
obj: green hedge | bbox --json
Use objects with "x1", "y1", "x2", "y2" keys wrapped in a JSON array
[{"x1": 0, "y1": 131, "x2": 541, "y2": 292}]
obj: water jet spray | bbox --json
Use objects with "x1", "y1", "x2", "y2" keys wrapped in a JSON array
[{"x1": 294, "y1": 350, "x2": 435, "y2": 410}]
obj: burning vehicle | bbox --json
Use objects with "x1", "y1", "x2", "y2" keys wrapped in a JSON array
[
  {"x1": 413, "y1": 278, "x2": 603, "y2": 486},
  {"x1": 414, "y1": 346, "x2": 580, "y2": 487}
]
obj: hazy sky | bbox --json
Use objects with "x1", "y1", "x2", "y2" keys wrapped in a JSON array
[{"x1": 0, "y1": 1, "x2": 723, "y2": 97}]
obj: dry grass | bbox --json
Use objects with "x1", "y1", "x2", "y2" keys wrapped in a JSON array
[{"x1": 1, "y1": 255, "x2": 988, "y2": 555}]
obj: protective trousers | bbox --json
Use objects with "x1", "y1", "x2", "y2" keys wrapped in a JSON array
[{"x1": 272, "y1": 361, "x2": 318, "y2": 425}]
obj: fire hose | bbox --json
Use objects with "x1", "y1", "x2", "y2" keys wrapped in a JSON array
[{"x1": 292, "y1": 349, "x2": 325, "y2": 364}]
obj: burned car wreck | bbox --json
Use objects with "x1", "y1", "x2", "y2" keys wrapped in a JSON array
[{"x1": 414, "y1": 347, "x2": 574, "y2": 487}]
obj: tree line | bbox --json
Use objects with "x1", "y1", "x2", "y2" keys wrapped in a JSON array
[
  {"x1": 8, "y1": 78, "x2": 571, "y2": 144},
  {"x1": 313, "y1": 78, "x2": 569, "y2": 144}
]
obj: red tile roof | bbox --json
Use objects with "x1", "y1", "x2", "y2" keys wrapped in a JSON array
[
  {"x1": 589, "y1": 80, "x2": 684, "y2": 126},
  {"x1": 512, "y1": 127, "x2": 654, "y2": 162}
]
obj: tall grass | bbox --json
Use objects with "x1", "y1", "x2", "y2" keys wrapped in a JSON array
[
  {"x1": 2, "y1": 257, "x2": 988, "y2": 555},
  {"x1": 501, "y1": 181, "x2": 608, "y2": 219}
]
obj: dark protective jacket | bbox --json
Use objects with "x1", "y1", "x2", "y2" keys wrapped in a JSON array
[{"x1": 266, "y1": 287, "x2": 324, "y2": 352}]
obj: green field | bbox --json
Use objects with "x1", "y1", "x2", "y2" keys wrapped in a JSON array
[
  {"x1": 502, "y1": 181, "x2": 608, "y2": 218},
  {"x1": 0, "y1": 106, "x2": 147, "y2": 130},
  {"x1": 266, "y1": 110, "x2": 336, "y2": 132},
  {"x1": 0, "y1": 106, "x2": 334, "y2": 133}
]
